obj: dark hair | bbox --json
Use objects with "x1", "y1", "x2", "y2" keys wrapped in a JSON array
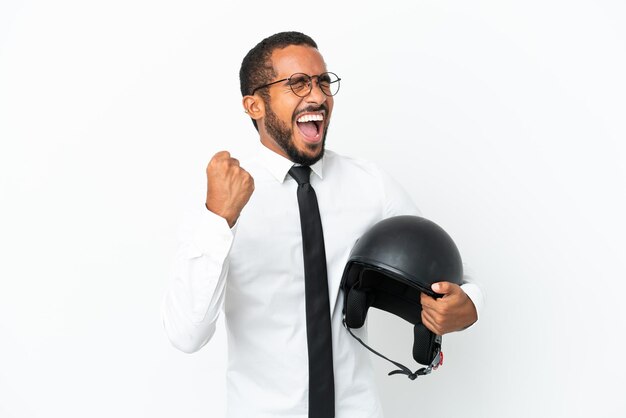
[{"x1": 239, "y1": 31, "x2": 318, "y2": 131}]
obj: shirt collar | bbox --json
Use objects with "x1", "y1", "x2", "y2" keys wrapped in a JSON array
[{"x1": 256, "y1": 141, "x2": 325, "y2": 183}]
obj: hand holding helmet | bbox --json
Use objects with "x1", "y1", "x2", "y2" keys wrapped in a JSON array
[{"x1": 420, "y1": 281, "x2": 477, "y2": 335}]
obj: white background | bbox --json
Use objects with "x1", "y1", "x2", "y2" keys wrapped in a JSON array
[{"x1": 1, "y1": 1, "x2": 625, "y2": 417}]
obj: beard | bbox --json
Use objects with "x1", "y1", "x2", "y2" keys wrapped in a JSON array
[{"x1": 264, "y1": 104, "x2": 328, "y2": 166}]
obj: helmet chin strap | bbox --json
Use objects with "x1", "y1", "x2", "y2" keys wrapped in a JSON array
[{"x1": 342, "y1": 315, "x2": 443, "y2": 380}]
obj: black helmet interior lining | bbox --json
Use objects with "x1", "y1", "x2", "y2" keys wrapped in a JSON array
[{"x1": 345, "y1": 265, "x2": 424, "y2": 327}]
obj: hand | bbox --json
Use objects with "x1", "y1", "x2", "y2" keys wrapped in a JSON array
[
  {"x1": 205, "y1": 151, "x2": 254, "y2": 228},
  {"x1": 420, "y1": 282, "x2": 477, "y2": 335}
]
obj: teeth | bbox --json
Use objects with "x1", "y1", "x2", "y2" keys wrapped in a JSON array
[{"x1": 297, "y1": 113, "x2": 324, "y2": 123}]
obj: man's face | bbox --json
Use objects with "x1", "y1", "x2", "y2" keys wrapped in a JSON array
[{"x1": 259, "y1": 45, "x2": 334, "y2": 165}]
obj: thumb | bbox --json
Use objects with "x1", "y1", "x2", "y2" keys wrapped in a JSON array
[{"x1": 431, "y1": 281, "x2": 456, "y2": 295}]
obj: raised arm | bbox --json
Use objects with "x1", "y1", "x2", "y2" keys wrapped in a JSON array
[{"x1": 161, "y1": 151, "x2": 254, "y2": 353}]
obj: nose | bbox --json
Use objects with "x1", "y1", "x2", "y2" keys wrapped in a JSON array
[{"x1": 305, "y1": 77, "x2": 327, "y2": 104}]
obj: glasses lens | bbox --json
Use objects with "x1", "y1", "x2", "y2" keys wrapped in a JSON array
[
  {"x1": 319, "y1": 72, "x2": 340, "y2": 96},
  {"x1": 288, "y1": 73, "x2": 312, "y2": 97}
]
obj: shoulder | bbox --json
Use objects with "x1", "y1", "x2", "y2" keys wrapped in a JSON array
[
  {"x1": 325, "y1": 150, "x2": 421, "y2": 217},
  {"x1": 323, "y1": 149, "x2": 385, "y2": 180}
]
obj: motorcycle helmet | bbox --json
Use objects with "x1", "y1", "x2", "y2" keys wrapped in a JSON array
[{"x1": 340, "y1": 215, "x2": 464, "y2": 379}]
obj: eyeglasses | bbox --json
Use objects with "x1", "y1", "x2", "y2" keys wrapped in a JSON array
[{"x1": 251, "y1": 72, "x2": 341, "y2": 97}]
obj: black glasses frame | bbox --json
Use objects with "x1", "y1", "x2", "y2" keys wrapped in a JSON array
[{"x1": 251, "y1": 72, "x2": 341, "y2": 97}]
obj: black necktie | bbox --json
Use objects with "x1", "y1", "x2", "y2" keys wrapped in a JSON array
[{"x1": 289, "y1": 166, "x2": 335, "y2": 418}]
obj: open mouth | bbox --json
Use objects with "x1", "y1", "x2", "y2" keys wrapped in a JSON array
[{"x1": 295, "y1": 112, "x2": 324, "y2": 144}]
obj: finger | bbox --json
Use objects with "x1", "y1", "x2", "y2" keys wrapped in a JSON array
[
  {"x1": 207, "y1": 151, "x2": 232, "y2": 172},
  {"x1": 421, "y1": 310, "x2": 441, "y2": 334},
  {"x1": 214, "y1": 150, "x2": 231, "y2": 159},
  {"x1": 421, "y1": 296, "x2": 445, "y2": 317},
  {"x1": 420, "y1": 292, "x2": 437, "y2": 310},
  {"x1": 431, "y1": 281, "x2": 460, "y2": 296},
  {"x1": 423, "y1": 308, "x2": 447, "y2": 335}
]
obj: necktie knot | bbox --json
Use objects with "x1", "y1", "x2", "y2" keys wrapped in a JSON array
[{"x1": 289, "y1": 166, "x2": 311, "y2": 186}]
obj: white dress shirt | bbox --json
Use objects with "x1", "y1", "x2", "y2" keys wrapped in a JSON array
[{"x1": 161, "y1": 142, "x2": 484, "y2": 418}]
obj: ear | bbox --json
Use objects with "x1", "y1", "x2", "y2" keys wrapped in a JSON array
[{"x1": 242, "y1": 95, "x2": 265, "y2": 122}]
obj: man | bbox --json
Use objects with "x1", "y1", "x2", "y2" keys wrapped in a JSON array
[{"x1": 162, "y1": 31, "x2": 482, "y2": 417}]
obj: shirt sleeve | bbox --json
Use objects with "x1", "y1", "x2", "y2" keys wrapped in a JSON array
[
  {"x1": 160, "y1": 204, "x2": 236, "y2": 353},
  {"x1": 375, "y1": 164, "x2": 485, "y2": 325},
  {"x1": 459, "y1": 264, "x2": 485, "y2": 324}
]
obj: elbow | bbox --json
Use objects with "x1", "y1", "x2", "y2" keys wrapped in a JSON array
[
  {"x1": 162, "y1": 317, "x2": 217, "y2": 354},
  {"x1": 169, "y1": 338, "x2": 205, "y2": 354}
]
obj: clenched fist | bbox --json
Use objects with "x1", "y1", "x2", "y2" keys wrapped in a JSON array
[{"x1": 205, "y1": 151, "x2": 254, "y2": 228}]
